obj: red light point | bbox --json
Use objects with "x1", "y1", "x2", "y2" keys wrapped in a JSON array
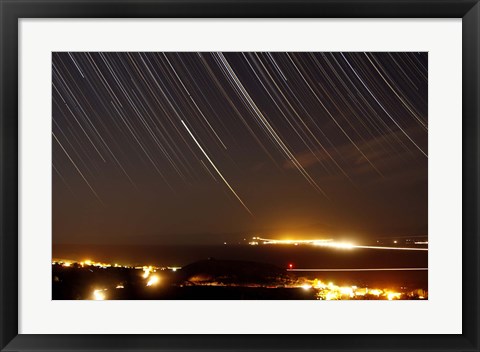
[{"x1": 289, "y1": 264, "x2": 293, "y2": 269}]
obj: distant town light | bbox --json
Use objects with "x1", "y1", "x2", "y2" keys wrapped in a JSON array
[
  {"x1": 339, "y1": 286, "x2": 354, "y2": 297},
  {"x1": 387, "y1": 292, "x2": 401, "y2": 300},
  {"x1": 142, "y1": 267, "x2": 151, "y2": 279},
  {"x1": 146, "y1": 275, "x2": 160, "y2": 287},
  {"x1": 325, "y1": 292, "x2": 338, "y2": 300},
  {"x1": 93, "y1": 289, "x2": 106, "y2": 300}
]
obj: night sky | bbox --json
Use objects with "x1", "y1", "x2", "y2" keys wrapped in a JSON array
[{"x1": 52, "y1": 52, "x2": 428, "y2": 245}]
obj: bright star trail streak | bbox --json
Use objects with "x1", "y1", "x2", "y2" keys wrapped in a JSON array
[
  {"x1": 52, "y1": 52, "x2": 428, "y2": 245},
  {"x1": 181, "y1": 119, "x2": 253, "y2": 216}
]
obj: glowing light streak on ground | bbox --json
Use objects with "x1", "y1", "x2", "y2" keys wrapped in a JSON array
[
  {"x1": 181, "y1": 119, "x2": 253, "y2": 216},
  {"x1": 254, "y1": 237, "x2": 428, "y2": 251},
  {"x1": 288, "y1": 268, "x2": 428, "y2": 272},
  {"x1": 314, "y1": 242, "x2": 355, "y2": 249},
  {"x1": 349, "y1": 244, "x2": 427, "y2": 251},
  {"x1": 254, "y1": 237, "x2": 333, "y2": 244}
]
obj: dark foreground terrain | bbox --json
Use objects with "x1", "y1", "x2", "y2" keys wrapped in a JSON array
[{"x1": 52, "y1": 259, "x2": 427, "y2": 300}]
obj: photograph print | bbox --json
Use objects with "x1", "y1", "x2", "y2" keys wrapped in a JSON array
[{"x1": 52, "y1": 52, "x2": 428, "y2": 300}]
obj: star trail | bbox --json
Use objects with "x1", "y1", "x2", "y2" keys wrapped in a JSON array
[{"x1": 52, "y1": 52, "x2": 428, "y2": 245}]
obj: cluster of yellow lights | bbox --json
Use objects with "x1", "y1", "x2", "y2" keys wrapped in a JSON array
[
  {"x1": 53, "y1": 260, "x2": 176, "y2": 271},
  {"x1": 53, "y1": 259, "x2": 121, "y2": 269},
  {"x1": 57, "y1": 258, "x2": 422, "y2": 300},
  {"x1": 52, "y1": 259, "x2": 175, "y2": 300},
  {"x1": 140, "y1": 266, "x2": 161, "y2": 287},
  {"x1": 142, "y1": 266, "x2": 154, "y2": 278},
  {"x1": 299, "y1": 279, "x2": 419, "y2": 300},
  {"x1": 80, "y1": 259, "x2": 113, "y2": 268}
]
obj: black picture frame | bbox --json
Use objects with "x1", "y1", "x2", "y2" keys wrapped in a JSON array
[{"x1": 1, "y1": 1, "x2": 478, "y2": 351}]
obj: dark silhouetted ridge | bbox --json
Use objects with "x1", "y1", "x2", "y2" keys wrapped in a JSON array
[{"x1": 179, "y1": 259, "x2": 290, "y2": 286}]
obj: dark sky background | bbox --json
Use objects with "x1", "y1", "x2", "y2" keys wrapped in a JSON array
[{"x1": 52, "y1": 52, "x2": 428, "y2": 245}]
